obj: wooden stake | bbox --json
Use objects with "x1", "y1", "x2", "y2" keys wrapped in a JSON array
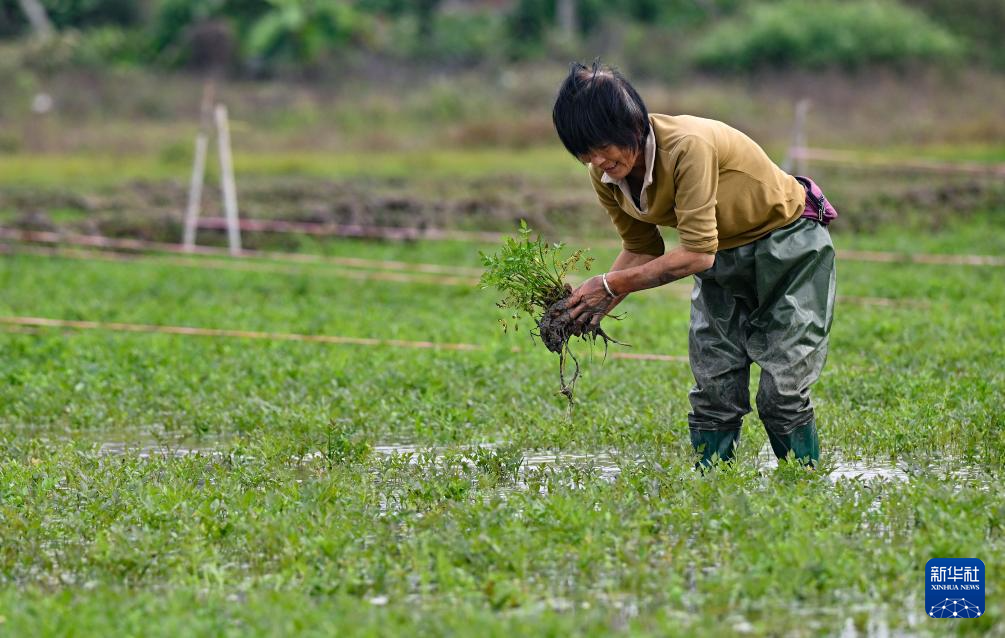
[
  {"x1": 182, "y1": 81, "x2": 216, "y2": 252},
  {"x1": 214, "y1": 103, "x2": 242, "y2": 255},
  {"x1": 182, "y1": 134, "x2": 209, "y2": 251},
  {"x1": 783, "y1": 98, "x2": 811, "y2": 175},
  {"x1": 17, "y1": 0, "x2": 53, "y2": 38},
  {"x1": 557, "y1": 0, "x2": 578, "y2": 39}
]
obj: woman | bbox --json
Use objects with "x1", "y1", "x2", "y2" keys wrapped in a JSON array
[{"x1": 552, "y1": 61, "x2": 836, "y2": 467}]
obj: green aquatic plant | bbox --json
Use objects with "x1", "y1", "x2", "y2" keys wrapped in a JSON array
[
  {"x1": 478, "y1": 221, "x2": 590, "y2": 331},
  {"x1": 0, "y1": 233, "x2": 1003, "y2": 636},
  {"x1": 479, "y1": 221, "x2": 622, "y2": 404}
]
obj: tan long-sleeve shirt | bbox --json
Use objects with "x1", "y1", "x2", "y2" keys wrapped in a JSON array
[{"x1": 590, "y1": 114, "x2": 806, "y2": 255}]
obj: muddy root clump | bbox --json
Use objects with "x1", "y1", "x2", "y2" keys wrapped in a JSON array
[{"x1": 536, "y1": 289, "x2": 624, "y2": 405}]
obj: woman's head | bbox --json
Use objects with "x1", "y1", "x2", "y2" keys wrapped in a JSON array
[{"x1": 552, "y1": 60, "x2": 650, "y2": 179}]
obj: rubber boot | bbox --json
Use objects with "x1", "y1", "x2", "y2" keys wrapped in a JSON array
[
  {"x1": 766, "y1": 420, "x2": 820, "y2": 467},
  {"x1": 690, "y1": 428, "x2": 742, "y2": 469}
]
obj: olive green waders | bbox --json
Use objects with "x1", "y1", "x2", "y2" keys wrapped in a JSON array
[{"x1": 688, "y1": 217, "x2": 836, "y2": 467}]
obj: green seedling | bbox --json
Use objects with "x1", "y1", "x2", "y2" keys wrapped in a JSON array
[{"x1": 479, "y1": 221, "x2": 623, "y2": 404}]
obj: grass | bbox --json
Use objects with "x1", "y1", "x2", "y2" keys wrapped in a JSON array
[
  {"x1": 0, "y1": 443, "x2": 997, "y2": 636},
  {"x1": 0, "y1": 148, "x2": 585, "y2": 188},
  {"x1": 2, "y1": 145, "x2": 1004, "y2": 190},
  {"x1": 818, "y1": 143, "x2": 1005, "y2": 164},
  {"x1": 1, "y1": 59, "x2": 1003, "y2": 634},
  {"x1": 0, "y1": 210, "x2": 1003, "y2": 635}
]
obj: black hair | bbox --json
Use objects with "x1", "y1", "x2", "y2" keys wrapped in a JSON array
[{"x1": 551, "y1": 60, "x2": 650, "y2": 159}]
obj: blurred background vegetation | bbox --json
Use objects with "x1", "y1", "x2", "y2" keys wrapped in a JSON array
[
  {"x1": 0, "y1": 0, "x2": 1001, "y2": 158},
  {"x1": 0, "y1": 0, "x2": 1002, "y2": 244},
  {"x1": 0, "y1": 0, "x2": 1001, "y2": 76}
]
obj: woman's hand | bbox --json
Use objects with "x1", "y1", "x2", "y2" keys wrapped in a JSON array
[{"x1": 553, "y1": 275, "x2": 621, "y2": 335}]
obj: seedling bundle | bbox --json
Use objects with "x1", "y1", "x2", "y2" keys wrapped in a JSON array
[{"x1": 480, "y1": 221, "x2": 623, "y2": 404}]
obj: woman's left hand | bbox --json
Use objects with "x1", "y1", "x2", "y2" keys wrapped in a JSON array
[{"x1": 553, "y1": 275, "x2": 619, "y2": 335}]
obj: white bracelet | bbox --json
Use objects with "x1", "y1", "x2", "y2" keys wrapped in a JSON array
[{"x1": 601, "y1": 272, "x2": 618, "y2": 298}]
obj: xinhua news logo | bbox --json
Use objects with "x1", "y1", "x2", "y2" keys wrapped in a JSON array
[{"x1": 926, "y1": 558, "x2": 985, "y2": 619}]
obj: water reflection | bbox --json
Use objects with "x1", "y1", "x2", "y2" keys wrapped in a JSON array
[{"x1": 93, "y1": 438, "x2": 979, "y2": 487}]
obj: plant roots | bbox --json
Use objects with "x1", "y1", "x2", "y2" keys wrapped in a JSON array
[{"x1": 536, "y1": 288, "x2": 624, "y2": 405}]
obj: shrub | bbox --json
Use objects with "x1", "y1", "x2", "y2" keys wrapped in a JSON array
[
  {"x1": 30, "y1": 0, "x2": 139, "y2": 29},
  {"x1": 693, "y1": 0, "x2": 964, "y2": 72},
  {"x1": 145, "y1": 0, "x2": 370, "y2": 71},
  {"x1": 243, "y1": 0, "x2": 369, "y2": 67},
  {"x1": 73, "y1": 26, "x2": 150, "y2": 67},
  {"x1": 421, "y1": 10, "x2": 505, "y2": 66},
  {"x1": 381, "y1": 9, "x2": 505, "y2": 66},
  {"x1": 904, "y1": 0, "x2": 1005, "y2": 69},
  {"x1": 0, "y1": 27, "x2": 150, "y2": 72}
]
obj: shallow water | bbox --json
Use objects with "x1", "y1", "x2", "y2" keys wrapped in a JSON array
[
  {"x1": 88, "y1": 437, "x2": 969, "y2": 636},
  {"x1": 95, "y1": 433, "x2": 226, "y2": 460},
  {"x1": 94, "y1": 438, "x2": 982, "y2": 489},
  {"x1": 754, "y1": 445, "x2": 913, "y2": 483},
  {"x1": 369, "y1": 442, "x2": 957, "y2": 486},
  {"x1": 97, "y1": 441, "x2": 223, "y2": 459}
]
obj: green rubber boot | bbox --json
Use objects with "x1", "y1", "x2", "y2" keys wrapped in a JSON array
[
  {"x1": 691, "y1": 428, "x2": 742, "y2": 469},
  {"x1": 766, "y1": 420, "x2": 820, "y2": 466}
]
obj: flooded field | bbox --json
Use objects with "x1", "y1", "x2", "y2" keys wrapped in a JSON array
[
  {"x1": 91, "y1": 437, "x2": 980, "y2": 486},
  {"x1": 1, "y1": 5, "x2": 1003, "y2": 629},
  {"x1": 1, "y1": 172, "x2": 1003, "y2": 636}
]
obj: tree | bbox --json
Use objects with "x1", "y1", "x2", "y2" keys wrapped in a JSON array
[{"x1": 243, "y1": 0, "x2": 364, "y2": 66}]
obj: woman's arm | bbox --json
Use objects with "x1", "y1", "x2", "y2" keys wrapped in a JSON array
[
  {"x1": 610, "y1": 248, "x2": 660, "y2": 272},
  {"x1": 606, "y1": 246, "x2": 714, "y2": 295},
  {"x1": 593, "y1": 248, "x2": 660, "y2": 316},
  {"x1": 561, "y1": 246, "x2": 714, "y2": 332}
]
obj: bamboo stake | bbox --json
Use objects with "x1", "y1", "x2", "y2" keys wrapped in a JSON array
[
  {"x1": 182, "y1": 81, "x2": 216, "y2": 252},
  {"x1": 17, "y1": 0, "x2": 53, "y2": 38},
  {"x1": 557, "y1": 0, "x2": 578, "y2": 40},
  {"x1": 182, "y1": 136, "x2": 209, "y2": 251},
  {"x1": 783, "y1": 98, "x2": 811, "y2": 174},
  {"x1": 214, "y1": 103, "x2": 242, "y2": 255}
]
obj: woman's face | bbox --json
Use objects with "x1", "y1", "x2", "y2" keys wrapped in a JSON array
[{"x1": 577, "y1": 144, "x2": 641, "y2": 181}]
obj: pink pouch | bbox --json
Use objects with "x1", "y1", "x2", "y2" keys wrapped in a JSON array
[{"x1": 795, "y1": 175, "x2": 838, "y2": 226}]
